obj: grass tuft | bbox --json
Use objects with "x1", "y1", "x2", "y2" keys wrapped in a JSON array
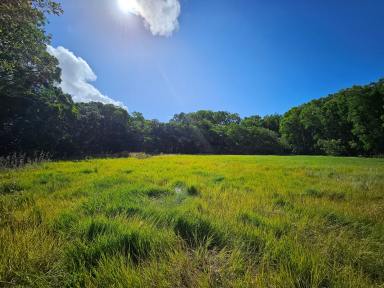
[
  {"x1": 144, "y1": 187, "x2": 172, "y2": 198},
  {"x1": 0, "y1": 181, "x2": 23, "y2": 195},
  {"x1": 304, "y1": 188, "x2": 324, "y2": 198},
  {"x1": 174, "y1": 214, "x2": 225, "y2": 248},
  {"x1": 187, "y1": 185, "x2": 199, "y2": 196}
]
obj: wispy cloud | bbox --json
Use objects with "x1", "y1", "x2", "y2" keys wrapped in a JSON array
[
  {"x1": 128, "y1": 0, "x2": 181, "y2": 36},
  {"x1": 47, "y1": 46, "x2": 127, "y2": 109}
]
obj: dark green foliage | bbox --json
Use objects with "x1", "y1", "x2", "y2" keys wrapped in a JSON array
[
  {"x1": 0, "y1": 1, "x2": 77, "y2": 158},
  {"x1": 317, "y1": 139, "x2": 346, "y2": 156},
  {"x1": 0, "y1": 0, "x2": 65, "y2": 156},
  {"x1": 280, "y1": 80, "x2": 384, "y2": 156},
  {"x1": 242, "y1": 114, "x2": 282, "y2": 134},
  {"x1": 141, "y1": 110, "x2": 287, "y2": 155},
  {"x1": 0, "y1": 0, "x2": 62, "y2": 99},
  {"x1": 73, "y1": 103, "x2": 131, "y2": 156}
]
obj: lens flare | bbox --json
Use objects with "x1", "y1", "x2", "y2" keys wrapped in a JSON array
[{"x1": 117, "y1": 0, "x2": 140, "y2": 14}]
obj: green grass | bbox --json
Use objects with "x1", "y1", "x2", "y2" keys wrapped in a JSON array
[{"x1": 0, "y1": 155, "x2": 383, "y2": 287}]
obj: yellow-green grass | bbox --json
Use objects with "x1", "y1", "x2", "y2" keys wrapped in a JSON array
[{"x1": 0, "y1": 155, "x2": 383, "y2": 287}]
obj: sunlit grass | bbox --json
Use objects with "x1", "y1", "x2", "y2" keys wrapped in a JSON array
[{"x1": 0, "y1": 155, "x2": 383, "y2": 287}]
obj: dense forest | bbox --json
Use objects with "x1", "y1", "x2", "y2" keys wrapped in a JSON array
[{"x1": 1, "y1": 0, "x2": 383, "y2": 158}]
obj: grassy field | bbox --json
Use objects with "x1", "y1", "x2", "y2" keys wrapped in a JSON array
[{"x1": 0, "y1": 155, "x2": 383, "y2": 287}]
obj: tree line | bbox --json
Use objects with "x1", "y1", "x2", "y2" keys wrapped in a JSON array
[{"x1": 1, "y1": 1, "x2": 383, "y2": 158}]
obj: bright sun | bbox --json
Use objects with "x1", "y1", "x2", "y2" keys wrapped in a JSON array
[{"x1": 118, "y1": 0, "x2": 140, "y2": 14}]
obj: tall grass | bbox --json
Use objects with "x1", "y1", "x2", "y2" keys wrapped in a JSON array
[{"x1": 0, "y1": 155, "x2": 383, "y2": 287}]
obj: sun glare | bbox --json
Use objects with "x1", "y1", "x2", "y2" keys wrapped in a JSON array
[{"x1": 118, "y1": 0, "x2": 140, "y2": 15}]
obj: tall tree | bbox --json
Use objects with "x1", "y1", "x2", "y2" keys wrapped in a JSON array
[
  {"x1": 0, "y1": 0, "x2": 76, "y2": 156},
  {"x1": 0, "y1": 0, "x2": 62, "y2": 98}
]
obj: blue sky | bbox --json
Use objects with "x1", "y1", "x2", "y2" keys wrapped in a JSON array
[{"x1": 47, "y1": 0, "x2": 384, "y2": 121}]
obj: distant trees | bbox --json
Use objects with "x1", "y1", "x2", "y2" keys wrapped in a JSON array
[
  {"x1": 1, "y1": 1, "x2": 383, "y2": 158},
  {"x1": 226, "y1": 124, "x2": 287, "y2": 155},
  {"x1": 242, "y1": 114, "x2": 282, "y2": 135},
  {"x1": 280, "y1": 80, "x2": 384, "y2": 156},
  {"x1": 166, "y1": 111, "x2": 286, "y2": 154},
  {"x1": 346, "y1": 81, "x2": 384, "y2": 154},
  {"x1": 73, "y1": 103, "x2": 131, "y2": 156},
  {"x1": 56, "y1": 80, "x2": 383, "y2": 157}
]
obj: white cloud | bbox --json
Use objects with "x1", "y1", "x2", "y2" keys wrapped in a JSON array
[
  {"x1": 47, "y1": 45, "x2": 127, "y2": 109},
  {"x1": 125, "y1": 0, "x2": 181, "y2": 36}
]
